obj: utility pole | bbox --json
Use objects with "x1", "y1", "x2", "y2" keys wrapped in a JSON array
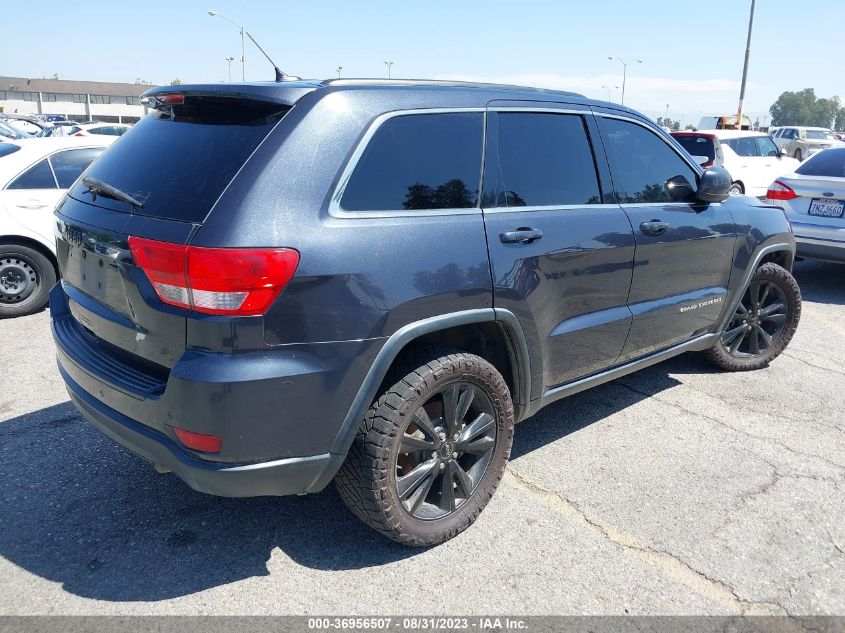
[
  {"x1": 608, "y1": 57, "x2": 642, "y2": 107},
  {"x1": 384, "y1": 61, "x2": 394, "y2": 78},
  {"x1": 336, "y1": 65, "x2": 342, "y2": 78},
  {"x1": 736, "y1": 0, "x2": 756, "y2": 130},
  {"x1": 225, "y1": 57, "x2": 234, "y2": 82}
]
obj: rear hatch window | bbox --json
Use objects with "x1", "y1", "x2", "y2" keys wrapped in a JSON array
[
  {"x1": 67, "y1": 95, "x2": 289, "y2": 223},
  {"x1": 796, "y1": 148, "x2": 845, "y2": 178},
  {"x1": 674, "y1": 135, "x2": 715, "y2": 162}
]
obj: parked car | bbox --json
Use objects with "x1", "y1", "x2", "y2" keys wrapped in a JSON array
[
  {"x1": 766, "y1": 147, "x2": 845, "y2": 263},
  {"x1": 698, "y1": 114, "x2": 753, "y2": 130},
  {"x1": 771, "y1": 126, "x2": 844, "y2": 161},
  {"x1": 51, "y1": 80, "x2": 801, "y2": 546},
  {"x1": 68, "y1": 123, "x2": 132, "y2": 137},
  {"x1": 1, "y1": 113, "x2": 48, "y2": 136},
  {"x1": 0, "y1": 136, "x2": 116, "y2": 317},
  {"x1": 671, "y1": 130, "x2": 800, "y2": 197},
  {"x1": 0, "y1": 120, "x2": 32, "y2": 141}
]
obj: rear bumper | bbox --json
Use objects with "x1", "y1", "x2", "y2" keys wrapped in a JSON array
[
  {"x1": 50, "y1": 283, "x2": 384, "y2": 496},
  {"x1": 794, "y1": 236, "x2": 845, "y2": 264},
  {"x1": 62, "y1": 366, "x2": 340, "y2": 497}
]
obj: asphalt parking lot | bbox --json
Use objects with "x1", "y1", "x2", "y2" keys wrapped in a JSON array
[{"x1": 1, "y1": 260, "x2": 843, "y2": 616}]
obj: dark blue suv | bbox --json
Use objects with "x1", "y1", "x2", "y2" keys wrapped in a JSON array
[{"x1": 51, "y1": 80, "x2": 801, "y2": 545}]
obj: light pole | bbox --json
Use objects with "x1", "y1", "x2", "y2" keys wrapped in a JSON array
[
  {"x1": 601, "y1": 84, "x2": 618, "y2": 101},
  {"x1": 225, "y1": 56, "x2": 234, "y2": 82},
  {"x1": 384, "y1": 61, "x2": 393, "y2": 78},
  {"x1": 209, "y1": 10, "x2": 245, "y2": 81},
  {"x1": 336, "y1": 65, "x2": 343, "y2": 78},
  {"x1": 665, "y1": 103, "x2": 670, "y2": 122},
  {"x1": 736, "y1": 0, "x2": 756, "y2": 130},
  {"x1": 607, "y1": 56, "x2": 642, "y2": 107}
]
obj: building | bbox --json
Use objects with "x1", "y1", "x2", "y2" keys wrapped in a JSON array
[{"x1": 0, "y1": 76, "x2": 155, "y2": 123}]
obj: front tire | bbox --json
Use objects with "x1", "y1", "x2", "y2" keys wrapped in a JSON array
[
  {"x1": 0, "y1": 244, "x2": 56, "y2": 318},
  {"x1": 794, "y1": 149, "x2": 803, "y2": 161},
  {"x1": 335, "y1": 347, "x2": 514, "y2": 546},
  {"x1": 704, "y1": 263, "x2": 801, "y2": 371},
  {"x1": 729, "y1": 182, "x2": 744, "y2": 195}
]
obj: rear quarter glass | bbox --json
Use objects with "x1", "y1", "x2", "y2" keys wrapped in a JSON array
[{"x1": 67, "y1": 96, "x2": 289, "y2": 223}]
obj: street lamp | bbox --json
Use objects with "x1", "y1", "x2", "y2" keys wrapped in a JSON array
[
  {"x1": 601, "y1": 84, "x2": 618, "y2": 101},
  {"x1": 607, "y1": 56, "x2": 642, "y2": 107},
  {"x1": 208, "y1": 10, "x2": 288, "y2": 82},
  {"x1": 384, "y1": 61, "x2": 394, "y2": 78},
  {"x1": 336, "y1": 65, "x2": 343, "y2": 78},
  {"x1": 225, "y1": 56, "x2": 235, "y2": 82},
  {"x1": 209, "y1": 10, "x2": 245, "y2": 81}
]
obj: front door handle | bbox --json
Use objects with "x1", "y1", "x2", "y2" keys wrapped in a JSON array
[
  {"x1": 499, "y1": 228, "x2": 543, "y2": 244},
  {"x1": 640, "y1": 220, "x2": 670, "y2": 236}
]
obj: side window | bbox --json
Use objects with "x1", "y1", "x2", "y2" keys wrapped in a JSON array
[
  {"x1": 6, "y1": 159, "x2": 57, "y2": 190},
  {"x1": 482, "y1": 112, "x2": 601, "y2": 207},
  {"x1": 340, "y1": 112, "x2": 483, "y2": 212},
  {"x1": 602, "y1": 118, "x2": 697, "y2": 204},
  {"x1": 755, "y1": 136, "x2": 779, "y2": 157},
  {"x1": 49, "y1": 148, "x2": 105, "y2": 188},
  {"x1": 725, "y1": 137, "x2": 759, "y2": 157}
]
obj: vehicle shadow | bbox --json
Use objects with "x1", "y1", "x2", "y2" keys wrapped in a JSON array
[
  {"x1": 792, "y1": 259, "x2": 845, "y2": 305},
  {"x1": 0, "y1": 353, "x2": 703, "y2": 602}
]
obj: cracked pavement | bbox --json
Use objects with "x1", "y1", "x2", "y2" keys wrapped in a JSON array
[{"x1": 0, "y1": 260, "x2": 843, "y2": 615}]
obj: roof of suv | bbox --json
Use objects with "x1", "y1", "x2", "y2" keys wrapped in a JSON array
[{"x1": 142, "y1": 78, "x2": 627, "y2": 113}]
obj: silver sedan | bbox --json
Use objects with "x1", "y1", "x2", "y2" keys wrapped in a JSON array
[{"x1": 766, "y1": 147, "x2": 845, "y2": 263}]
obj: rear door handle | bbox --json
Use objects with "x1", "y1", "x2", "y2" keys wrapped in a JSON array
[
  {"x1": 16, "y1": 200, "x2": 48, "y2": 209},
  {"x1": 640, "y1": 220, "x2": 670, "y2": 236},
  {"x1": 499, "y1": 228, "x2": 543, "y2": 244}
]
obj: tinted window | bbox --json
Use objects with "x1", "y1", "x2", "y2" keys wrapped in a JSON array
[
  {"x1": 724, "y1": 137, "x2": 759, "y2": 157},
  {"x1": 603, "y1": 118, "x2": 697, "y2": 203},
  {"x1": 341, "y1": 113, "x2": 482, "y2": 212},
  {"x1": 0, "y1": 143, "x2": 21, "y2": 158},
  {"x1": 673, "y1": 135, "x2": 715, "y2": 162},
  {"x1": 68, "y1": 96, "x2": 288, "y2": 222},
  {"x1": 50, "y1": 147, "x2": 106, "y2": 188},
  {"x1": 796, "y1": 148, "x2": 845, "y2": 178},
  {"x1": 482, "y1": 113, "x2": 600, "y2": 207},
  {"x1": 7, "y1": 159, "x2": 57, "y2": 190},
  {"x1": 755, "y1": 136, "x2": 779, "y2": 157}
]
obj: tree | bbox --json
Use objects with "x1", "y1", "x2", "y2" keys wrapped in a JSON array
[
  {"x1": 837, "y1": 107, "x2": 845, "y2": 131},
  {"x1": 656, "y1": 117, "x2": 680, "y2": 131},
  {"x1": 769, "y1": 89, "x2": 841, "y2": 127},
  {"x1": 170, "y1": 78, "x2": 183, "y2": 86}
]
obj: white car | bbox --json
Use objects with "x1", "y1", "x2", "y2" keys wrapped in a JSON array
[
  {"x1": 0, "y1": 136, "x2": 116, "y2": 317},
  {"x1": 671, "y1": 129, "x2": 800, "y2": 198},
  {"x1": 766, "y1": 147, "x2": 845, "y2": 264},
  {"x1": 68, "y1": 123, "x2": 132, "y2": 137}
]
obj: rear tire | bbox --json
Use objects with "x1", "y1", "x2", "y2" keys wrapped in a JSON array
[
  {"x1": 335, "y1": 347, "x2": 514, "y2": 546},
  {"x1": 704, "y1": 263, "x2": 801, "y2": 371},
  {"x1": 0, "y1": 244, "x2": 56, "y2": 318}
]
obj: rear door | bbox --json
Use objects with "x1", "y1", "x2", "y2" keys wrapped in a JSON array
[
  {"x1": 595, "y1": 113, "x2": 736, "y2": 361},
  {"x1": 2, "y1": 157, "x2": 64, "y2": 244},
  {"x1": 481, "y1": 105, "x2": 635, "y2": 393},
  {"x1": 54, "y1": 94, "x2": 291, "y2": 370}
]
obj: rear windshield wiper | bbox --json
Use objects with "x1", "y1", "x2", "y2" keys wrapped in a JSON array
[{"x1": 82, "y1": 176, "x2": 144, "y2": 209}]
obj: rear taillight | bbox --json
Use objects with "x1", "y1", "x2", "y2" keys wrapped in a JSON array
[
  {"x1": 766, "y1": 180, "x2": 797, "y2": 201},
  {"x1": 128, "y1": 236, "x2": 299, "y2": 316},
  {"x1": 701, "y1": 160, "x2": 714, "y2": 168}
]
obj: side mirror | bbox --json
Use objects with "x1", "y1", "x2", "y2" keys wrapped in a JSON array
[
  {"x1": 780, "y1": 148, "x2": 787, "y2": 156},
  {"x1": 696, "y1": 166, "x2": 731, "y2": 203},
  {"x1": 666, "y1": 175, "x2": 696, "y2": 202}
]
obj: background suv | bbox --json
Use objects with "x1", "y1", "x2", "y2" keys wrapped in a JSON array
[
  {"x1": 672, "y1": 129, "x2": 799, "y2": 197},
  {"x1": 772, "y1": 126, "x2": 844, "y2": 161},
  {"x1": 51, "y1": 80, "x2": 801, "y2": 546}
]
